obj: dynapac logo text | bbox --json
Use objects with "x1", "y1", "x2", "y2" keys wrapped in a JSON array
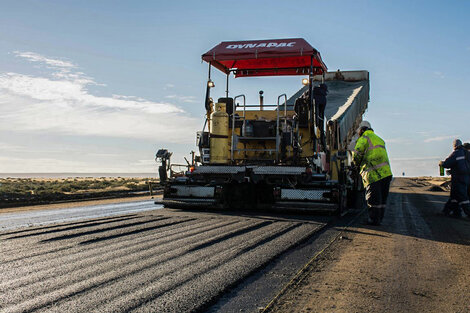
[{"x1": 226, "y1": 42, "x2": 296, "y2": 49}]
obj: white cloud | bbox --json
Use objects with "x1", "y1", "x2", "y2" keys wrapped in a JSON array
[
  {"x1": 0, "y1": 52, "x2": 200, "y2": 143},
  {"x1": 390, "y1": 156, "x2": 441, "y2": 161},
  {"x1": 390, "y1": 156, "x2": 442, "y2": 177},
  {"x1": 383, "y1": 137, "x2": 412, "y2": 144},
  {"x1": 0, "y1": 155, "x2": 143, "y2": 173},
  {"x1": 0, "y1": 142, "x2": 26, "y2": 152},
  {"x1": 416, "y1": 131, "x2": 431, "y2": 136},
  {"x1": 433, "y1": 71, "x2": 445, "y2": 79},
  {"x1": 164, "y1": 94, "x2": 198, "y2": 103},
  {"x1": 14, "y1": 51, "x2": 75, "y2": 68},
  {"x1": 130, "y1": 159, "x2": 156, "y2": 167},
  {"x1": 423, "y1": 135, "x2": 460, "y2": 143},
  {"x1": 85, "y1": 153, "x2": 120, "y2": 158},
  {"x1": 164, "y1": 83, "x2": 175, "y2": 89}
]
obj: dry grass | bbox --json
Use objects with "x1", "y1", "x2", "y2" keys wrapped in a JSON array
[{"x1": 0, "y1": 177, "x2": 159, "y2": 207}]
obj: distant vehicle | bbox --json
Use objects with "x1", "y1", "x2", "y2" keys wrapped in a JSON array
[{"x1": 156, "y1": 38, "x2": 369, "y2": 214}]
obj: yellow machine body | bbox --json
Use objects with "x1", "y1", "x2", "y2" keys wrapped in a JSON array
[
  {"x1": 210, "y1": 103, "x2": 229, "y2": 164},
  {"x1": 226, "y1": 109, "x2": 315, "y2": 163},
  {"x1": 159, "y1": 65, "x2": 370, "y2": 215},
  {"x1": 231, "y1": 110, "x2": 278, "y2": 162}
]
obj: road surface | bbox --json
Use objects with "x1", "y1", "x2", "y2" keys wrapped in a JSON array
[
  {"x1": 0, "y1": 205, "x2": 327, "y2": 312},
  {"x1": 2, "y1": 178, "x2": 466, "y2": 313},
  {"x1": 0, "y1": 199, "x2": 158, "y2": 231},
  {"x1": 264, "y1": 178, "x2": 470, "y2": 313}
]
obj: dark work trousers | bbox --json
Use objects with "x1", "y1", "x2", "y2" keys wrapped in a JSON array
[
  {"x1": 451, "y1": 175, "x2": 470, "y2": 215},
  {"x1": 365, "y1": 175, "x2": 392, "y2": 224},
  {"x1": 443, "y1": 198, "x2": 459, "y2": 215},
  {"x1": 318, "y1": 108, "x2": 326, "y2": 151},
  {"x1": 444, "y1": 176, "x2": 462, "y2": 215}
]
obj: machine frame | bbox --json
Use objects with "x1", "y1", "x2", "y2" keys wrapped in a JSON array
[{"x1": 157, "y1": 39, "x2": 366, "y2": 214}]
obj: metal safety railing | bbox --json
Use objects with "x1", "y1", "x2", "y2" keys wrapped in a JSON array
[
  {"x1": 230, "y1": 94, "x2": 288, "y2": 162},
  {"x1": 231, "y1": 94, "x2": 245, "y2": 161}
]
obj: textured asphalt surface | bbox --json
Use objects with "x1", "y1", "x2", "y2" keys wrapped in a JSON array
[
  {"x1": 208, "y1": 216, "x2": 345, "y2": 313},
  {"x1": 0, "y1": 207, "x2": 326, "y2": 313},
  {"x1": 0, "y1": 200, "x2": 158, "y2": 231}
]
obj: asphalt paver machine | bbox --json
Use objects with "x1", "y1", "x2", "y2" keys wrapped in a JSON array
[{"x1": 157, "y1": 38, "x2": 369, "y2": 214}]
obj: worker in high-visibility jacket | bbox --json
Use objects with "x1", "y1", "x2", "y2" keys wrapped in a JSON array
[{"x1": 352, "y1": 121, "x2": 393, "y2": 225}]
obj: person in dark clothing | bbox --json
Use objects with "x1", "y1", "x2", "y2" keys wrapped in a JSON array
[
  {"x1": 313, "y1": 83, "x2": 328, "y2": 150},
  {"x1": 313, "y1": 83, "x2": 328, "y2": 122},
  {"x1": 440, "y1": 139, "x2": 470, "y2": 217},
  {"x1": 465, "y1": 142, "x2": 470, "y2": 205}
]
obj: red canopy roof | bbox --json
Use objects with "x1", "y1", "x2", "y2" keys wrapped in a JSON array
[{"x1": 202, "y1": 38, "x2": 327, "y2": 77}]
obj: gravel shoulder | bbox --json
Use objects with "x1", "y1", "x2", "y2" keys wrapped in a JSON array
[{"x1": 266, "y1": 177, "x2": 470, "y2": 313}]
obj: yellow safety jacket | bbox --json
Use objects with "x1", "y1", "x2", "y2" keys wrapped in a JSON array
[{"x1": 353, "y1": 130, "x2": 392, "y2": 187}]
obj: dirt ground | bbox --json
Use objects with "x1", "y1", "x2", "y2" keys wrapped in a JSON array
[{"x1": 267, "y1": 177, "x2": 470, "y2": 313}]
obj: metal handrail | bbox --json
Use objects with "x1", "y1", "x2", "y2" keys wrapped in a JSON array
[
  {"x1": 235, "y1": 104, "x2": 279, "y2": 107},
  {"x1": 170, "y1": 163, "x2": 191, "y2": 177},
  {"x1": 232, "y1": 94, "x2": 246, "y2": 161},
  {"x1": 276, "y1": 96, "x2": 281, "y2": 162},
  {"x1": 280, "y1": 94, "x2": 288, "y2": 119},
  {"x1": 278, "y1": 94, "x2": 290, "y2": 161},
  {"x1": 278, "y1": 93, "x2": 288, "y2": 130},
  {"x1": 230, "y1": 94, "x2": 289, "y2": 163}
]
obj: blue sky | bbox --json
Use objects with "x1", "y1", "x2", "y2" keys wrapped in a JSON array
[{"x1": 0, "y1": 0, "x2": 469, "y2": 176}]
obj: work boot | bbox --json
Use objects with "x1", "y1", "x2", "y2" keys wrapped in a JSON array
[
  {"x1": 441, "y1": 207, "x2": 451, "y2": 217},
  {"x1": 462, "y1": 203, "x2": 470, "y2": 217},
  {"x1": 365, "y1": 217, "x2": 381, "y2": 226},
  {"x1": 367, "y1": 206, "x2": 381, "y2": 225},
  {"x1": 450, "y1": 209, "x2": 462, "y2": 218},
  {"x1": 441, "y1": 199, "x2": 454, "y2": 216},
  {"x1": 379, "y1": 206, "x2": 385, "y2": 222}
]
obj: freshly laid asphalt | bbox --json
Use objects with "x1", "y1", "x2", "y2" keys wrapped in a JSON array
[
  {"x1": 0, "y1": 200, "x2": 158, "y2": 231},
  {"x1": 0, "y1": 205, "x2": 331, "y2": 313}
]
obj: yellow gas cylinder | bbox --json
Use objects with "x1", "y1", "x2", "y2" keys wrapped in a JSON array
[{"x1": 210, "y1": 102, "x2": 229, "y2": 164}]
